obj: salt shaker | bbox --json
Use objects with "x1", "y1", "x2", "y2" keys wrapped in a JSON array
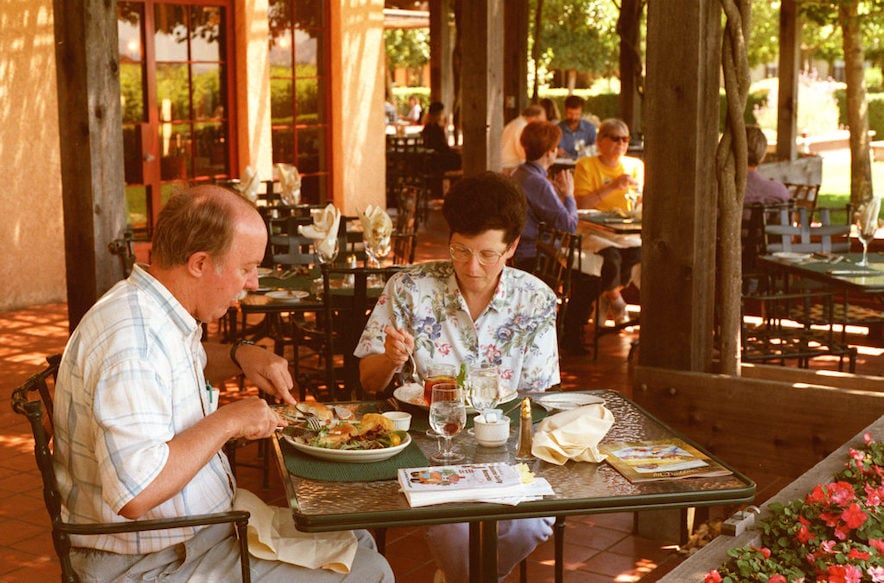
[{"x1": 515, "y1": 397, "x2": 534, "y2": 461}]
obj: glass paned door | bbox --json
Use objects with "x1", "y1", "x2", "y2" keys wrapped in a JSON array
[
  {"x1": 118, "y1": 0, "x2": 234, "y2": 239},
  {"x1": 268, "y1": 0, "x2": 331, "y2": 204}
]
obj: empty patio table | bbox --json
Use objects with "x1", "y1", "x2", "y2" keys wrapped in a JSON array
[
  {"x1": 757, "y1": 252, "x2": 884, "y2": 295},
  {"x1": 270, "y1": 390, "x2": 755, "y2": 583}
]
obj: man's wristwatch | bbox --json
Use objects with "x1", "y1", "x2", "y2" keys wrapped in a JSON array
[{"x1": 230, "y1": 340, "x2": 256, "y2": 370}]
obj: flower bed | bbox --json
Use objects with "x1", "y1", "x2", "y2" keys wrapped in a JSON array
[{"x1": 660, "y1": 416, "x2": 884, "y2": 583}]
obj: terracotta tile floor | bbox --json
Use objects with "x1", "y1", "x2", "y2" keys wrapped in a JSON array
[{"x1": 3, "y1": 203, "x2": 882, "y2": 581}]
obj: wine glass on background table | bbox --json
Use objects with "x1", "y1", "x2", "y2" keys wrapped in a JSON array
[
  {"x1": 314, "y1": 237, "x2": 339, "y2": 266},
  {"x1": 428, "y1": 383, "x2": 466, "y2": 463},
  {"x1": 854, "y1": 197, "x2": 881, "y2": 267},
  {"x1": 364, "y1": 232, "x2": 391, "y2": 269}
]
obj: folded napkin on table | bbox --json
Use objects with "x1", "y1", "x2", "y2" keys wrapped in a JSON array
[
  {"x1": 236, "y1": 166, "x2": 260, "y2": 204},
  {"x1": 233, "y1": 489, "x2": 357, "y2": 573},
  {"x1": 298, "y1": 203, "x2": 341, "y2": 258},
  {"x1": 531, "y1": 404, "x2": 614, "y2": 465},
  {"x1": 357, "y1": 205, "x2": 393, "y2": 244},
  {"x1": 275, "y1": 163, "x2": 301, "y2": 206}
]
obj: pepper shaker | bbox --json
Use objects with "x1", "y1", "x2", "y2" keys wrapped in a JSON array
[{"x1": 515, "y1": 397, "x2": 534, "y2": 461}]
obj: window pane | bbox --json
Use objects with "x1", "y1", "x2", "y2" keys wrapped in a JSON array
[
  {"x1": 300, "y1": 174, "x2": 325, "y2": 205},
  {"x1": 159, "y1": 123, "x2": 191, "y2": 180},
  {"x1": 295, "y1": 78, "x2": 318, "y2": 122},
  {"x1": 295, "y1": 0, "x2": 324, "y2": 29},
  {"x1": 271, "y1": 78, "x2": 294, "y2": 122},
  {"x1": 156, "y1": 63, "x2": 191, "y2": 120},
  {"x1": 120, "y1": 62, "x2": 145, "y2": 123},
  {"x1": 118, "y1": 3, "x2": 143, "y2": 63},
  {"x1": 122, "y1": 125, "x2": 143, "y2": 184},
  {"x1": 190, "y1": 6, "x2": 223, "y2": 61},
  {"x1": 154, "y1": 5, "x2": 189, "y2": 62},
  {"x1": 294, "y1": 29, "x2": 318, "y2": 69},
  {"x1": 126, "y1": 184, "x2": 149, "y2": 234},
  {"x1": 193, "y1": 122, "x2": 228, "y2": 178},
  {"x1": 269, "y1": 30, "x2": 294, "y2": 76},
  {"x1": 192, "y1": 63, "x2": 221, "y2": 119},
  {"x1": 271, "y1": 127, "x2": 294, "y2": 165},
  {"x1": 296, "y1": 126, "x2": 324, "y2": 173}
]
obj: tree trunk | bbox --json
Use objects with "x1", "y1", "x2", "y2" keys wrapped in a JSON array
[
  {"x1": 715, "y1": 0, "x2": 751, "y2": 376},
  {"x1": 838, "y1": 1, "x2": 873, "y2": 207},
  {"x1": 566, "y1": 69, "x2": 577, "y2": 94},
  {"x1": 617, "y1": 0, "x2": 645, "y2": 134}
]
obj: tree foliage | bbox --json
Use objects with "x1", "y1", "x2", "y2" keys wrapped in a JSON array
[
  {"x1": 538, "y1": 0, "x2": 620, "y2": 81},
  {"x1": 384, "y1": 28, "x2": 430, "y2": 70}
]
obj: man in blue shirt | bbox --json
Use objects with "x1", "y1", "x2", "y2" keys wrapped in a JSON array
[{"x1": 557, "y1": 95, "x2": 597, "y2": 160}]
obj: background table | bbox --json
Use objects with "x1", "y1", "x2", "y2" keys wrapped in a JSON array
[{"x1": 271, "y1": 390, "x2": 755, "y2": 583}]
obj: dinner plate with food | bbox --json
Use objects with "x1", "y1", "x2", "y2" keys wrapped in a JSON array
[
  {"x1": 393, "y1": 383, "x2": 519, "y2": 413},
  {"x1": 276, "y1": 405, "x2": 410, "y2": 463}
]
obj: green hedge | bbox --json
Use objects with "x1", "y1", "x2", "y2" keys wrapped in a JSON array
[{"x1": 834, "y1": 89, "x2": 884, "y2": 140}]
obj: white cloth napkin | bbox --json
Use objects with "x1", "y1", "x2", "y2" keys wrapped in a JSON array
[
  {"x1": 232, "y1": 489, "x2": 357, "y2": 573},
  {"x1": 298, "y1": 203, "x2": 341, "y2": 258},
  {"x1": 276, "y1": 163, "x2": 301, "y2": 206},
  {"x1": 357, "y1": 205, "x2": 393, "y2": 244},
  {"x1": 531, "y1": 404, "x2": 615, "y2": 465},
  {"x1": 236, "y1": 166, "x2": 260, "y2": 204}
]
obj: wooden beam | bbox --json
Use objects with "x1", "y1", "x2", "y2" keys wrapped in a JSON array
[
  {"x1": 460, "y1": 0, "x2": 504, "y2": 174},
  {"x1": 776, "y1": 0, "x2": 799, "y2": 161},
  {"x1": 640, "y1": 1, "x2": 720, "y2": 371},
  {"x1": 54, "y1": 0, "x2": 128, "y2": 331},
  {"x1": 503, "y1": 0, "x2": 529, "y2": 124}
]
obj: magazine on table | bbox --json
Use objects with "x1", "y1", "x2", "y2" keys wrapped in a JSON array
[
  {"x1": 397, "y1": 462, "x2": 552, "y2": 507},
  {"x1": 600, "y1": 438, "x2": 733, "y2": 483}
]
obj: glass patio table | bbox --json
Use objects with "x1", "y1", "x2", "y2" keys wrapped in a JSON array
[{"x1": 270, "y1": 390, "x2": 755, "y2": 583}]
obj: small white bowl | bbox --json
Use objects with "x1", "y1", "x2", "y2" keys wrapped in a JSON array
[
  {"x1": 473, "y1": 415, "x2": 511, "y2": 447},
  {"x1": 382, "y1": 411, "x2": 412, "y2": 431}
]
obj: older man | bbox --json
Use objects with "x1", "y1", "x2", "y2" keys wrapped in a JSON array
[{"x1": 53, "y1": 185, "x2": 393, "y2": 582}]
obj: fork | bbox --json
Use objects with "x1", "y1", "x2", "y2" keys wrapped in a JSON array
[{"x1": 295, "y1": 403, "x2": 324, "y2": 432}]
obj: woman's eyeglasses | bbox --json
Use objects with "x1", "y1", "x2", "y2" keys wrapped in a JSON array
[
  {"x1": 449, "y1": 243, "x2": 507, "y2": 266},
  {"x1": 605, "y1": 135, "x2": 630, "y2": 144}
]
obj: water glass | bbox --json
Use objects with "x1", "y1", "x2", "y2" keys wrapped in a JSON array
[
  {"x1": 428, "y1": 383, "x2": 466, "y2": 463},
  {"x1": 467, "y1": 366, "x2": 499, "y2": 414}
]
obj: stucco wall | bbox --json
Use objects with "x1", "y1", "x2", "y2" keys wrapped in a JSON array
[{"x1": 0, "y1": 1, "x2": 66, "y2": 311}]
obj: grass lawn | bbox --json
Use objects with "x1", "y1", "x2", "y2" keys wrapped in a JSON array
[{"x1": 819, "y1": 152, "x2": 884, "y2": 217}]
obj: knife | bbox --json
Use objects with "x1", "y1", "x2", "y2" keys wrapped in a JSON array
[{"x1": 827, "y1": 269, "x2": 877, "y2": 276}]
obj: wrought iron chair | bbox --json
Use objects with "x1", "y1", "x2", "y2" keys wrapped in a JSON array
[
  {"x1": 532, "y1": 223, "x2": 583, "y2": 340},
  {"x1": 296, "y1": 264, "x2": 402, "y2": 401},
  {"x1": 11, "y1": 355, "x2": 252, "y2": 582}
]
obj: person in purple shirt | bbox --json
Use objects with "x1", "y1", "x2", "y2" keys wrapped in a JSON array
[
  {"x1": 511, "y1": 120, "x2": 594, "y2": 355},
  {"x1": 744, "y1": 125, "x2": 792, "y2": 205}
]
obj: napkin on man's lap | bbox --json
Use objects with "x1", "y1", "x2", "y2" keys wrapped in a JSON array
[
  {"x1": 233, "y1": 489, "x2": 357, "y2": 573},
  {"x1": 531, "y1": 404, "x2": 614, "y2": 465}
]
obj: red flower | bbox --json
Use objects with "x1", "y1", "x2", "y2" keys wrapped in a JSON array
[
  {"x1": 806, "y1": 484, "x2": 829, "y2": 504},
  {"x1": 704, "y1": 570, "x2": 722, "y2": 583},
  {"x1": 830, "y1": 481, "x2": 857, "y2": 506},
  {"x1": 846, "y1": 548, "x2": 870, "y2": 560},
  {"x1": 751, "y1": 545, "x2": 772, "y2": 559},
  {"x1": 870, "y1": 538, "x2": 884, "y2": 553},
  {"x1": 840, "y1": 502, "x2": 868, "y2": 529},
  {"x1": 796, "y1": 517, "x2": 814, "y2": 544},
  {"x1": 767, "y1": 575, "x2": 787, "y2": 583},
  {"x1": 827, "y1": 564, "x2": 862, "y2": 583}
]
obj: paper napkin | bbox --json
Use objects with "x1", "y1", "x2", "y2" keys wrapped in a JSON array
[
  {"x1": 531, "y1": 404, "x2": 615, "y2": 465},
  {"x1": 233, "y1": 489, "x2": 357, "y2": 573},
  {"x1": 275, "y1": 163, "x2": 301, "y2": 206},
  {"x1": 236, "y1": 166, "x2": 260, "y2": 204},
  {"x1": 298, "y1": 203, "x2": 341, "y2": 258}
]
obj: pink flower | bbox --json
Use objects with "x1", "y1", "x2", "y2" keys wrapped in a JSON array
[
  {"x1": 830, "y1": 481, "x2": 857, "y2": 506},
  {"x1": 820, "y1": 540, "x2": 837, "y2": 553},
  {"x1": 767, "y1": 576, "x2": 787, "y2": 583},
  {"x1": 751, "y1": 545, "x2": 771, "y2": 559},
  {"x1": 864, "y1": 431, "x2": 873, "y2": 445},
  {"x1": 704, "y1": 570, "x2": 722, "y2": 583},
  {"x1": 867, "y1": 566, "x2": 884, "y2": 583},
  {"x1": 870, "y1": 539, "x2": 884, "y2": 553}
]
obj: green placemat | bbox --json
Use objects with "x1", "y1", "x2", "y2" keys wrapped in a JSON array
[{"x1": 279, "y1": 435, "x2": 428, "y2": 481}]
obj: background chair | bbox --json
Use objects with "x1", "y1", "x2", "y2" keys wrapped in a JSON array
[
  {"x1": 764, "y1": 205, "x2": 851, "y2": 254},
  {"x1": 296, "y1": 264, "x2": 402, "y2": 401},
  {"x1": 783, "y1": 182, "x2": 820, "y2": 210},
  {"x1": 531, "y1": 223, "x2": 583, "y2": 341},
  {"x1": 11, "y1": 355, "x2": 252, "y2": 583}
]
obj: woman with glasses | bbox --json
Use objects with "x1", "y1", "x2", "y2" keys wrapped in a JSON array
[
  {"x1": 573, "y1": 118, "x2": 644, "y2": 326},
  {"x1": 355, "y1": 172, "x2": 558, "y2": 582}
]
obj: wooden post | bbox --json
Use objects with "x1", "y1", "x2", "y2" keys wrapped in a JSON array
[
  {"x1": 640, "y1": 0, "x2": 720, "y2": 371},
  {"x1": 429, "y1": 0, "x2": 454, "y2": 113},
  {"x1": 776, "y1": 0, "x2": 799, "y2": 162},
  {"x1": 460, "y1": 0, "x2": 504, "y2": 174},
  {"x1": 504, "y1": 0, "x2": 529, "y2": 124},
  {"x1": 54, "y1": 0, "x2": 128, "y2": 331}
]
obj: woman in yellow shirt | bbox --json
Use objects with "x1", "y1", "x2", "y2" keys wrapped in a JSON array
[{"x1": 573, "y1": 119, "x2": 643, "y2": 324}]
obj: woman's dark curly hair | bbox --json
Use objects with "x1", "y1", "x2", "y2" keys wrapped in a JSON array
[{"x1": 441, "y1": 172, "x2": 527, "y2": 245}]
